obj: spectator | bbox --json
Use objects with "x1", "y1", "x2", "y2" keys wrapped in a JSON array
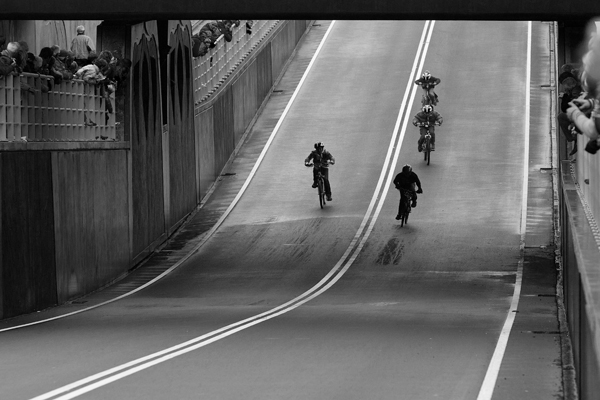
[
  {"x1": 566, "y1": 27, "x2": 600, "y2": 154},
  {"x1": 57, "y1": 49, "x2": 78, "y2": 75},
  {"x1": 0, "y1": 42, "x2": 19, "y2": 76},
  {"x1": 38, "y1": 46, "x2": 68, "y2": 85},
  {"x1": 557, "y1": 69, "x2": 583, "y2": 155},
  {"x1": 23, "y1": 52, "x2": 42, "y2": 73},
  {"x1": 192, "y1": 20, "x2": 240, "y2": 58},
  {"x1": 74, "y1": 58, "x2": 106, "y2": 84},
  {"x1": 16, "y1": 41, "x2": 29, "y2": 71},
  {"x1": 71, "y1": 25, "x2": 95, "y2": 67}
]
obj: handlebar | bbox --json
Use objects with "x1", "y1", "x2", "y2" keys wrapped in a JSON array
[{"x1": 305, "y1": 161, "x2": 334, "y2": 168}]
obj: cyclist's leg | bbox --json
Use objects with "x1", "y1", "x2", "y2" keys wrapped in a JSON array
[
  {"x1": 396, "y1": 192, "x2": 405, "y2": 219},
  {"x1": 312, "y1": 167, "x2": 318, "y2": 188},
  {"x1": 411, "y1": 190, "x2": 417, "y2": 207},
  {"x1": 418, "y1": 128, "x2": 425, "y2": 151},
  {"x1": 322, "y1": 167, "x2": 332, "y2": 198},
  {"x1": 431, "y1": 129, "x2": 436, "y2": 150}
]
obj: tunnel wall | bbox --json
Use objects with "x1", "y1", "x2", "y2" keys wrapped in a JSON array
[{"x1": 0, "y1": 20, "x2": 312, "y2": 319}]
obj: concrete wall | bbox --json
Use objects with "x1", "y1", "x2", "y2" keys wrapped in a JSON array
[{"x1": 0, "y1": 20, "x2": 312, "y2": 320}]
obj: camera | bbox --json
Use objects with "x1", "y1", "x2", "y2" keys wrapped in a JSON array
[{"x1": 585, "y1": 138, "x2": 600, "y2": 154}]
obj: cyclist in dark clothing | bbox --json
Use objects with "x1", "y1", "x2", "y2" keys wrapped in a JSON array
[
  {"x1": 413, "y1": 105, "x2": 443, "y2": 152},
  {"x1": 414, "y1": 70, "x2": 441, "y2": 105},
  {"x1": 305, "y1": 142, "x2": 335, "y2": 201},
  {"x1": 393, "y1": 164, "x2": 423, "y2": 219}
]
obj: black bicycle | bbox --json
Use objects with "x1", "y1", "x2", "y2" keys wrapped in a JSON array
[
  {"x1": 418, "y1": 122, "x2": 437, "y2": 166},
  {"x1": 397, "y1": 188, "x2": 413, "y2": 227},
  {"x1": 306, "y1": 162, "x2": 331, "y2": 208}
]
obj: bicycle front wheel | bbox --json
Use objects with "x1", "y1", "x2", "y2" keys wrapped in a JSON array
[
  {"x1": 318, "y1": 179, "x2": 325, "y2": 208},
  {"x1": 425, "y1": 139, "x2": 431, "y2": 165}
]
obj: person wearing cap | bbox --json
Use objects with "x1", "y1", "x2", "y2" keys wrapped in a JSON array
[
  {"x1": 557, "y1": 69, "x2": 583, "y2": 156},
  {"x1": 71, "y1": 25, "x2": 95, "y2": 68}
]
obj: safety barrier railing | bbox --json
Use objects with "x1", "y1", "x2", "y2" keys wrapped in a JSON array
[
  {"x1": 192, "y1": 20, "x2": 281, "y2": 104},
  {"x1": 573, "y1": 134, "x2": 600, "y2": 228},
  {"x1": 0, "y1": 73, "x2": 115, "y2": 142}
]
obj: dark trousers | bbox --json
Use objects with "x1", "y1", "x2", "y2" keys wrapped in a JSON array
[
  {"x1": 313, "y1": 166, "x2": 331, "y2": 195},
  {"x1": 398, "y1": 189, "x2": 416, "y2": 214}
]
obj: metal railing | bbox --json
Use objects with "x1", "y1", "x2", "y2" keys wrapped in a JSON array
[
  {"x1": 192, "y1": 20, "x2": 281, "y2": 104},
  {"x1": 0, "y1": 73, "x2": 115, "y2": 142},
  {"x1": 573, "y1": 134, "x2": 600, "y2": 234}
]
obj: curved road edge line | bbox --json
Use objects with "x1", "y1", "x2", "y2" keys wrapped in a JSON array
[{"x1": 30, "y1": 21, "x2": 436, "y2": 400}]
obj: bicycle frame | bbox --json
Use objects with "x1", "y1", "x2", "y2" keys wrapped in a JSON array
[
  {"x1": 306, "y1": 162, "x2": 331, "y2": 209},
  {"x1": 398, "y1": 188, "x2": 413, "y2": 226}
]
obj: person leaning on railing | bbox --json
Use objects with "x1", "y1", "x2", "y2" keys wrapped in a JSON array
[
  {"x1": 191, "y1": 20, "x2": 240, "y2": 58},
  {"x1": 557, "y1": 68, "x2": 583, "y2": 156},
  {"x1": 567, "y1": 27, "x2": 600, "y2": 154},
  {"x1": 0, "y1": 42, "x2": 20, "y2": 76}
]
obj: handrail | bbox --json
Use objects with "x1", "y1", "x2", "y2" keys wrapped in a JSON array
[
  {"x1": 0, "y1": 73, "x2": 115, "y2": 142},
  {"x1": 192, "y1": 20, "x2": 281, "y2": 104}
]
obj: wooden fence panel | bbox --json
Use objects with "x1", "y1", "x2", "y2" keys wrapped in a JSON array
[
  {"x1": 53, "y1": 150, "x2": 130, "y2": 303},
  {"x1": 270, "y1": 22, "x2": 296, "y2": 83},
  {"x1": 213, "y1": 89, "x2": 234, "y2": 175},
  {"x1": 1, "y1": 152, "x2": 57, "y2": 318},
  {"x1": 195, "y1": 107, "x2": 215, "y2": 202},
  {"x1": 256, "y1": 45, "x2": 273, "y2": 108},
  {"x1": 232, "y1": 59, "x2": 258, "y2": 145}
]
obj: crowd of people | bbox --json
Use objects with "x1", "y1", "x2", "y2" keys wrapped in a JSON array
[
  {"x1": 0, "y1": 25, "x2": 132, "y2": 121},
  {"x1": 191, "y1": 20, "x2": 253, "y2": 58},
  {"x1": 562, "y1": 21, "x2": 600, "y2": 157}
]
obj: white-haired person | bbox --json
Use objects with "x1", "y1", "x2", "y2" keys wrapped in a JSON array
[{"x1": 70, "y1": 25, "x2": 95, "y2": 68}]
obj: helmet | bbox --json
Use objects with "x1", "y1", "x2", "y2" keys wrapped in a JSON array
[
  {"x1": 422, "y1": 105, "x2": 433, "y2": 113},
  {"x1": 422, "y1": 70, "x2": 431, "y2": 79},
  {"x1": 314, "y1": 142, "x2": 324, "y2": 149},
  {"x1": 402, "y1": 164, "x2": 412, "y2": 173}
]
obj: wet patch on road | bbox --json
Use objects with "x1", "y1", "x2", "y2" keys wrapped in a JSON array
[{"x1": 376, "y1": 238, "x2": 405, "y2": 265}]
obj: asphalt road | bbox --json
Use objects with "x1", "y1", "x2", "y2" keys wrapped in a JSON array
[{"x1": 0, "y1": 21, "x2": 563, "y2": 400}]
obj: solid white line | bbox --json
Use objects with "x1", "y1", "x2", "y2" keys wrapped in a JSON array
[
  {"x1": 31, "y1": 21, "x2": 436, "y2": 400},
  {"x1": 1, "y1": 21, "x2": 339, "y2": 335},
  {"x1": 476, "y1": 21, "x2": 531, "y2": 400}
]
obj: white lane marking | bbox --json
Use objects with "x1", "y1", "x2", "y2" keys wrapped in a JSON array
[
  {"x1": 476, "y1": 21, "x2": 531, "y2": 400},
  {"x1": 31, "y1": 21, "x2": 436, "y2": 400},
  {"x1": 0, "y1": 21, "x2": 338, "y2": 335}
]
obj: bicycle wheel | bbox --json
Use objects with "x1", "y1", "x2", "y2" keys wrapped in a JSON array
[
  {"x1": 399, "y1": 198, "x2": 408, "y2": 227},
  {"x1": 318, "y1": 178, "x2": 325, "y2": 208},
  {"x1": 425, "y1": 138, "x2": 431, "y2": 165}
]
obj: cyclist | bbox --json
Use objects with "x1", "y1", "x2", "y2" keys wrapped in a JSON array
[
  {"x1": 414, "y1": 70, "x2": 441, "y2": 105},
  {"x1": 413, "y1": 105, "x2": 443, "y2": 152},
  {"x1": 305, "y1": 142, "x2": 335, "y2": 201},
  {"x1": 393, "y1": 164, "x2": 423, "y2": 219}
]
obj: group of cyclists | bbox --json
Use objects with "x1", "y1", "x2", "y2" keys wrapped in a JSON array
[{"x1": 304, "y1": 70, "x2": 442, "y2": 222}]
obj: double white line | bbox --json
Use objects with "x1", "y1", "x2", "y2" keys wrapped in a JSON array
[{"x1": 31, "y1": 20, "x2": 436, "y2": 400}]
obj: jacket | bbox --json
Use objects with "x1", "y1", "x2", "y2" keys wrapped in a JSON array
[
  {"x1": 305, "y1": 149, "x2": 334, "y2": 167},
  {"x1": 412, "y1": 111, "x2": 443, "y2": 128},
  {"x1": 393, "y1": 171, "x2": 421, "y2": 191},
  {"x1": 415, "y1": 76, "x2": 441, "y2": 90}
]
